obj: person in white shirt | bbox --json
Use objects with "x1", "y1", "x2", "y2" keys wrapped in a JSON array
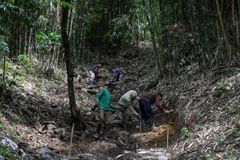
[{"x1": 118, "y1": 90, "x2": 139, "y2": 130}]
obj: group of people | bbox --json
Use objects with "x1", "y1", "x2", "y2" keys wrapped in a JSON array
[
  {"x1": 86, "y1": 64, "x2": 125, "y2": 85},
  {"x1": 89, "y1": 64, "x2": 173, "y2": 139}
]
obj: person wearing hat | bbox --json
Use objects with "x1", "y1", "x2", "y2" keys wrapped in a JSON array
[
  {"x1": 96, "y1": 82, "x2": 116, "y2": 138},
  {"x1": 118, "y1": 90, "x2": 139, "y2": 130}
]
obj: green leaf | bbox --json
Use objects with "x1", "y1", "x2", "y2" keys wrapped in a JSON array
[
  {"x1": 60, "y1": 0, "x2": 72, "y2": 8},
  {"x1": 0, "y1": 37, "x2": 9, "y2": 53},
  {"x1": 0, "y1": 122, "x2": 3, "y2": 129}
]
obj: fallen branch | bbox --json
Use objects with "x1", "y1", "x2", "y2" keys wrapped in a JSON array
[{"x1": 180, "y1": 84, "x2": 198, "y2": 93}]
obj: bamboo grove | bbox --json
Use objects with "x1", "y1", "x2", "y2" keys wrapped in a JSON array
[{"x1": 1, "y1": 0, "x2": 240, "y2": 74}]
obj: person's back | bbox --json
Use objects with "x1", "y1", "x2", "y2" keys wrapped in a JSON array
[
  {"x1": 86, "y1": 64, "x2": 102, "y2": 85},
  {"x1": 96, "y1": 87, "x2": 112, "y2": 111},
  {"x1": 92, "y1": 64, "x2": 102, "y2": 77},
  {"x1": 119, "y1": 90, "x2": 139, "y2": 129},
  {"x1": 119, "y1": 90, "x2": 137, "y2": 106},
  {"x1": 141, "y1": 93, "x2": 162, "y2": 107},
  {"x1": 112, "y1": 68, "x2": 125, "y2": 82},
  {"x1": 138, "y1": 93, "x2": 172, "y2": 131},
  {"x1": 86, "y1": 70, "x2": 95, "y2": 85}
]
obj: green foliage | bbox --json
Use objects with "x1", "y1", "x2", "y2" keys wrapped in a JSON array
[
  {"x1": 0, "y1": 0, "x2": 41, "y2": 26},
  {"x1": 144, "y1": 30, "x2": 151, "y2": 40},
  {"x1": 37, "y1": 31, "x2": 61, "y2": 43},
  {"x1": 36, "y1": 31, "x2": 61, "y2": 49},
  {"x1": 0, "y1": 36, "x2": 10, "y2": 53},
  {"x1": 1, "y1": 59, "x2": 13, "y2": 72},
  {"x1": 216, "y1": 134, "x2": 226, "y2": 145},
  {"x1": 216, "y1": 79, "x2": 227, "y2": 91},
  {"x1": 0, "y1": 100, "x2": 8, "y2": 108},
  {"x1": 0, "y1": 121, "x2": 3, "y2": 129},
  {"x1": 84, "y1": 0, "x2": 145, "y2": 47},
  {"x1": 197, "y1": 152, "x2": 214, "y2": 160},
  {"x1": 235, "y1": 137, "x2": 240, "y2": 145},
  {"x1": 60, "y1": 0, "x2": 72, "y2": 8},
  {"x1": 105, "y1": 15, "x2": 132, "y2": 46},
  {"x1": 16, "y1": 54, "x2": 32, "y2": 69},
  {"x1": 0, "y1": 145, "x2": 12, "y2": 160},
  {"x1": 228, "y1": 103, "x2": 240, "y2": 114},
  {"x1": 181, "y1": 127, "x2": 192, "y2": 138},
  {"x1": 196, "y1": 111, "x2": 205, "y2": 120}
]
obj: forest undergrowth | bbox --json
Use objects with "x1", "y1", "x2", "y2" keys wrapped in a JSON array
[{"x1": 0, "y1": 43, "x2": 240, "y2": 159}]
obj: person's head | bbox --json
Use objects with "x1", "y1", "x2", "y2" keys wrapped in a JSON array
[
  {"x1": 158, "y1": 93, "x2": 163, "y2": 100},
  {"x1": 130, "y1": 90, "x2": 138, "y2": 99},
  {"x1": 96, "y1": 64, "x2": 102, "y2": 68},
  {"x1": 106, "y1": 82, "x2": 116, "y2": 92}
]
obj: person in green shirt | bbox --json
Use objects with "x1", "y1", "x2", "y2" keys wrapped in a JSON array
[{"x1": 96, "y1": 82, "x2": 116, "y2": 139}]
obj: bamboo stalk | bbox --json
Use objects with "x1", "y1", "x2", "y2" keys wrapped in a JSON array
[
  {"x1": 28, "y1": 28, "x2": 32, "y2": 61},
  {"x1": 215, "y1": 0, "x2": 231, "y2": 59}
]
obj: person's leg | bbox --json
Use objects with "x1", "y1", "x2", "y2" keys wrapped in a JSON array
[
  {"x1": 141, "y1": 100, "x2": 154, "y2": 130},
  {"x1": 112, "y1": 71, "x2": 117, "y2": 81},
  {"x1": 120, "y1": 105, "x2": 127, "y2": 130},
  {"x1": 138, "y1": 100, "x2": 145, "y2": 130},
  {"x1": 119, "y1": 74, "x2": 124, "y2": 82},
  {"x1": 149, "y1": 118, "x2": 156, "y2": 130},
  {"x1": 98, "y1": 109, "x2": 105, "y2": 138}
]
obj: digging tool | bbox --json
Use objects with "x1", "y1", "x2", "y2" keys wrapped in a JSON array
[
  {"x1": 167, "y1": 127, "x2": 169, "y2": 149},
  {"x1": 138, "y1": 104, "x2": 142, "y2": 147},
  {"x1": 69, "y1": 123, "x2": 75, "y2": 157}
]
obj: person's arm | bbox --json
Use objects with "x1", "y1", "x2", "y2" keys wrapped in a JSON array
[
  {"x1": 96, "y1": 89, "x2": 105, "y2": 103},
  {"x1": 110, "y1": 103, "x2": 118, "y2": 111},
  {"x1": 129, "y1": 105, "x2": 139, "y2": 116},
  {"x1": 127, "y1": 99, "x2": 138, "y2": 116},
  {"x1": 122, "y1": 98, "x2": 135, "y2": 114}
]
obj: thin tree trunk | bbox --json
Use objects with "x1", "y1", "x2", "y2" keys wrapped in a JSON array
[
  {"x1": 61, "y1": 1, "x2": 86, "y2": 129},
  {"x1": 2, "y1": 53, "x2": 6, "y2": 84},
  {"x1": 61, "y1": 0, "x2": 79, "y2": 123},
  {"x1": 147, "y1": 0, "x2": 161, "y2": 72},
  {"x1": 215, "y1": 0, "x2": 231, "y2": 60},
  {"x1": 28, "y1": 28, "x2": 33, "y2": 61},
  {"x1": 24, "y1": 26, "x2": 28, "y2": 54}
]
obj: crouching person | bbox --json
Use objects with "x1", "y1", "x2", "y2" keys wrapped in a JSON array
[
  {"x1": 96, "y1": 82, "x2": 116, "y2": 139},
  {"x1": 118, "y1": 90, "x2": 139, "y2": 130},
  {"x1": 138, "y1": 93, "x2": 173, "y2": 131},
  {"x1": 112, "y1": 68, "x2": 126, "y2": 82}
]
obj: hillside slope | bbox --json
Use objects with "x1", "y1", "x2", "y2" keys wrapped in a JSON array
[{"x1": 0, "y1": 43, "x2": 240, "y2": 159}]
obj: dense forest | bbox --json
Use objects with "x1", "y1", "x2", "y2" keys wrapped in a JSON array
[
  {"x1": 0, "y1": 0, "x2": 240, "y2": 159},
  {"x1": 1, "y1": 0, "x2": 240, "y2": 68}
]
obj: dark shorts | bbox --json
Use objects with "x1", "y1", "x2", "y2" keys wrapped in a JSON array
[{"x1": 139, "y1": 99, "x2": 154, "y2": 120}]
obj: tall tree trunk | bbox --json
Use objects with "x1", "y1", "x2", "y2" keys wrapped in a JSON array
[
  {"x1": 147, "y1": 0, "x2": 161, "y2": 73},
  {"x1": 61, "y1": 0, "x2": 80, "y2": 124},
  {"x1": 215, "y1": 0, "x2": 231, "y2": 60}
]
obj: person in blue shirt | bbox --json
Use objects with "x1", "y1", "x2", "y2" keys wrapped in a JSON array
[{"x1": 112, "y1": 68, "x2": 126, "y2": 82}]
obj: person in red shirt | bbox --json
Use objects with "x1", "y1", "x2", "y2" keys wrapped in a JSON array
[{"x1": 138, "y1": 93, "x2": 173, "y2": 131}]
